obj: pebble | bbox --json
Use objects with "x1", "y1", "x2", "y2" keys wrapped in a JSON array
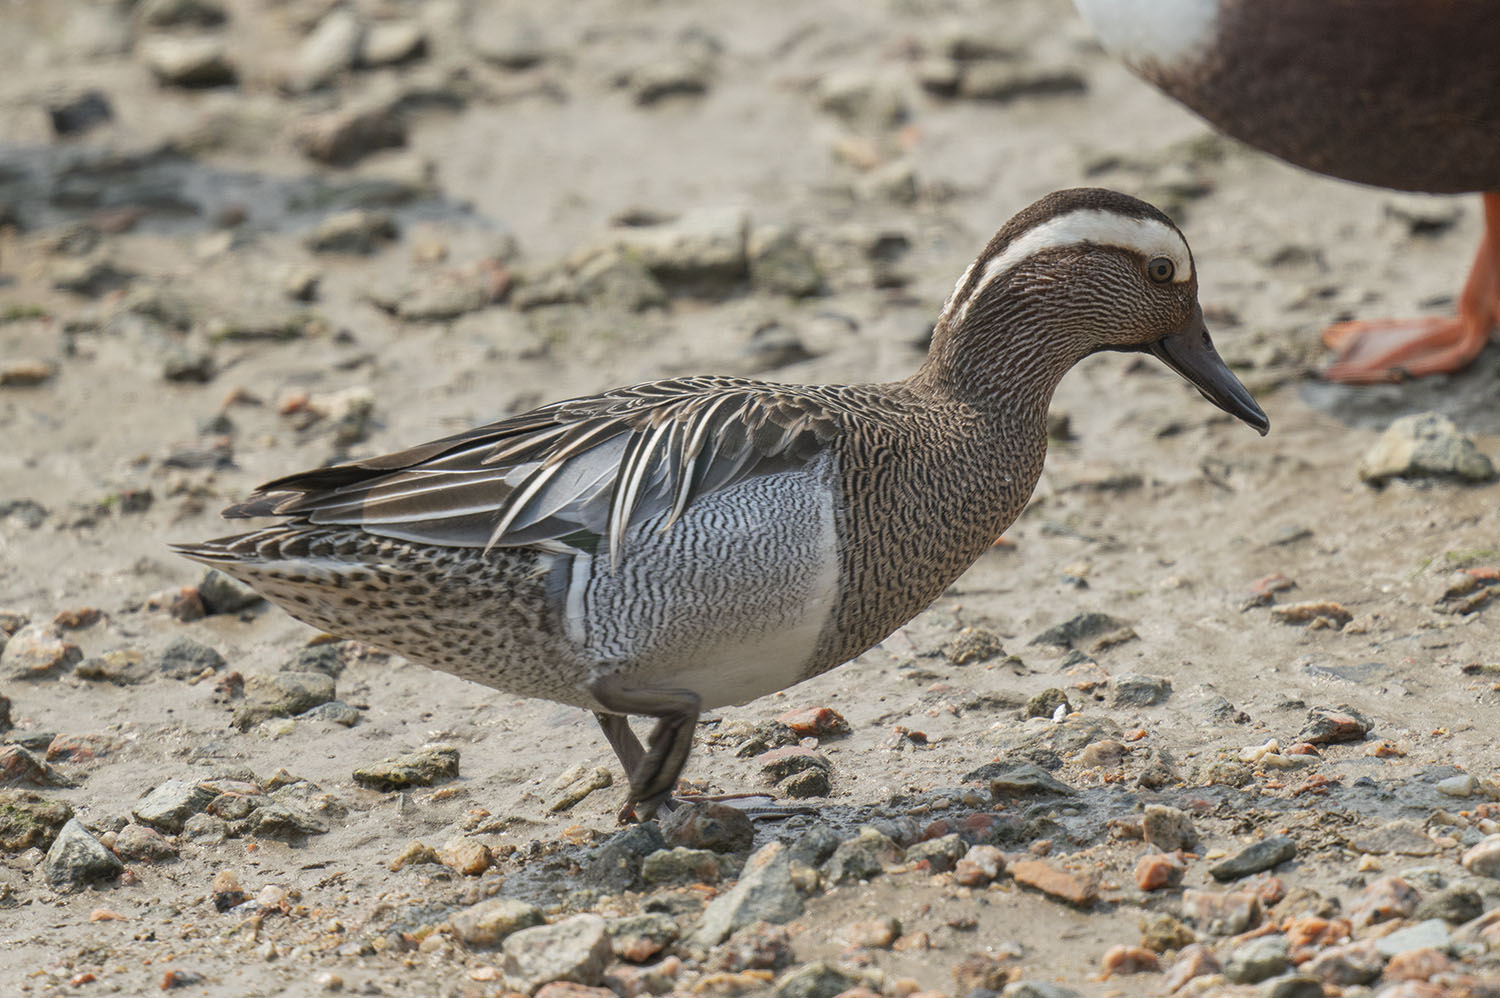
[
  {"x1": 293, "y1": 7, "x2": 363, "y2": 91},
  {"x1": 641, "y1": 846, "x2": 725, "y2": 885},
  {"x1": 112, "y1": 822, "x2": 178, "y2": 862},
  {"x1": 606, "y1": 912, "x2": 679, "y2": 963},
  {"x1": 1100, "y1": 944, "x2": 1158, "y2": 975},
  {"x1": 0, "y1": 360, "x2": 57, "y2": 387},
  {"x1": 1359, "y1": 412, "x2": 1494, "y2": 484},
  {"x1": 0, "y1": 746, "x2": 72, "y2": 787},
  {"x1": 628, "y1": 57, "x2": 712, "y2": 106},
  {"x1": 748, "y1": 227, "x2": 822, "y2": 298},
  {"x1": 823, "y1": 826, "x2": 902, "y2": 884},
  {"x1": 210, "y1": 870, "x2": 246, "y2": 911},
  {"x1": 816, "y1": 70, "x2": 908, "y2": 131},
  {"x1": 1384, "y1": 946, "x2": 1452, "y2": 981},
  {"x1": 1257, "y1": 976, "x2": 1324, "y2": 998},
  {"x1": 756, "y1": 745, "x2": 831, "y2": 781},
  {"x1": 1376, "y1": 919, "x2": 1453, "y2": 957},
  {"x1": 0, "y1": 789, "x2": 74, "y2": 850},
  {"x1": 1271, "y1": 601, "x2": 1354, "y2": 627},
  {"x1": 659, "y1": 800, "x2": 754, "y2": 853},
  {"x1": 1, "y1": 624, "x2": 81, "y2": 680},
  {"x1": 691, "y1": 842, "x2": 804, "y2": 947},
  {"x1": 1136, "y1": 851, "x2": 1186, "y2": 891},
  {"x1": 957, "y1": 62, "x2": 1087, "y2": 102},
  {"x1": 842, "y1": 915, "x2": 900, "y2": 949},
  {"x1": 501, "y1": 914, "x2": 611, "y2": 994},
  {"x1": 158, "y1": 637, "x2": 226, "y2": 680},
  {"x1": 1298, "y1": 705, "x2": 1371, "y2": 744},
  {"x1": 942, "y1": 627, "x2": 1005, "y2": 665},
  {"x1": 439, "y1": 835, "x2": 492, "y2": 876},
  {"x1": 1024, "y1": 688, "x2": 1070, "y2": 719},
  {"x1": 48, "y1": 90, "x2": 113, "y2": 136},
  {"x1": 45, "y1": 818, "x2": 123, "y2": 887},
  {"x1": 1351, "y1": 876, "x2": 1420, "y2": 928},
  {"x1": 780, "y1": 768, "x2": 830, "y2": 798},
  {"x1": 197, "y1": 570, "x2": 264, "y2": 614},
  {"x1": 448, "y1": 897, "x2": 543, "y2": 949},
  {"x1": 584, "y1": 823, "x2": 664, "y2": 892},
  {"x1": 137, "y1": 0, "x2": 226, "y2": 28},
  {"x1": 1029, "y1": 612, "x2": 1127, "y2": 648},
  {"x1": 1301, "y1": 940, "x2": 1384, "y2": 985},
  {"x1": 1414, "y1": 884, "x2": 1483, "y2": 924},
  {"x1": 182, "y1": 813, "x2": 226, "y2": 844},
  {"x1": 1159, "y1": 944, "x2": 1219, "y2": 992},
  {"x1": 590, "y1": 207, "x2": 748, "y2": 294},
  {"x1": 1008, "y1": 859, "x2": 1099, "y2": 907},
  {"x1": 776, "y1": 706, "x2": 849, "y2": 738},
  {"x1": 1212, "y1": 835, "x2": 1297, "y2": 881},
  {"x1": 132, "y1": 779, "x2": 216, "y2": 833},
  {"x1": 301, "y1": 701, "x2": 361, "y2": 727},
  {"x1": 352, "y1": 744, "x2": 459, "y2": 790},
  {"x1": 46, "y1": 733, "x2": 121, "y2": 764},
  {"x1": 1437, "y1": 773, "x2": 1479, "y2": 797},
  {"x1": 387, "y1": 840, "x2": 441, "y2": 872},
  {"x1": 1111, "y1": 673, "x2": 1172, "y2": 707},
  {"x1": 249, "y1": 801, "x2": 328, "y2": 839},
  {"x1": 786, "y1": 824, "x2": 842, "y2": 867},
  {"x1": 256, "y1": 671, "x2": 336, "y2": 715},
  {"x1": 360, "y1": 21, "x2": 426, "y2": 67},
  {"x1": 303, "y1": 209, "x2": 399, "y2": 253},
  {"x1": 1225, "y1": 934, "x2": 1290, "y2": 983},
  {"x1": 1143, "y1": 804, "x2": 1199, "y2": 851},
  {"x1": 548, "y1": 765, "x2": 612, "y2": 813},
  {"x1": 954, "y1": 844, "x2": 1006, "y2": 886},
  {"x1": 1182, "y1": 888, "x2": 1263, "y2": 935},
  {"x1": 1347, "y1": 818, "x2": 1441, "y2": 857},
  {"x1": 141, "y1": 36, "x2": 236, "y2": 87},
  {"x1": 906, "y1": 833, "x2": 966, "y2": 873},
  {"x1": 1000, "y1": 982, "x2": 1081, "y2": 998},
  {"x1": 988, "y1": 762, "x2": 1075, "y2": 799},
  {"x1": 772, "y1": 961, "x2": 861, "y2": 998}
]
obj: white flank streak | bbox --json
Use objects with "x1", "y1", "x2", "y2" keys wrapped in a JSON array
[
  {"x1": 1072, "y1": 0, "x2": 1217, "y2": 68},
  {"x1": 564, "y1": 552, "x2": 591, "y2": 645},
  {"x1": 954, "y1": 209, "x2": 1193, "y2": 327}
]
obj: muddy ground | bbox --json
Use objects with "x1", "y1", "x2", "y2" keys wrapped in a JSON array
[{"x1": 3, "y1": 0, "x2": 1500, "y2": 996}]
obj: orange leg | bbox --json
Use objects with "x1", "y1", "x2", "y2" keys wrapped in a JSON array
[{"x1": 1321, "y1": 192, "x2": 1500, "y2": 384}]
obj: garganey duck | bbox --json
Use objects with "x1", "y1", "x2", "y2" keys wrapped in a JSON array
[
  {"x1": 1073, "y1": 0, "x2": 1500, "y2": 383},
  {"x1": 176, "y1": 188, "x2": 1268, "y2": 819}
]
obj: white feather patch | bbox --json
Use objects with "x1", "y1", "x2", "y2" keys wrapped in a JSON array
[
  {"x1": 953, "y1": 208, "x2": 1192, "y2": 327},
  {"x1": 1072, "y1": 0, "x2": 1218, "y2": 69}
]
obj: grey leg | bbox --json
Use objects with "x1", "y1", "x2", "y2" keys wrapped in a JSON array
[
  {"x1": 589, "y1": 676, "x2": 701, "y2": 820},
  {"x1": 594, "y1": 712, "x2": 644, "y2": 774}
]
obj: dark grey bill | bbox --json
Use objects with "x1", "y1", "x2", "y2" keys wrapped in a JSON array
[{"x1": 1147, "y1": 306, "x2": 1270, "y2": 435}]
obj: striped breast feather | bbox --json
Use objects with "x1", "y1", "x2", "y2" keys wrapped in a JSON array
[{"x1": 224, "y1": 378, "x2": 846, "y2": 567}]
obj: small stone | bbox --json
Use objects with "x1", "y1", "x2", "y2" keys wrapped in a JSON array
[
  {"x1": 780, "y1": 768, "x2": 830, "y2": 798},
  {"x1": 628, "y1": 58, "x2": 712, "y2": 105},
  {"x1": 1029, "y1": 612, "x2": 1126, "y2": 648},
  {"x1": 211, "y1": 870, "x2": 246, "y2": 911},
  {"x1": 943, "y1": 627, "x2": 1005, "y2": 664},
  {"x1": 146, "y1": 586, "x2": 206, "y2": 621},
  {"x1": 112, "y1": 822, "x2": 178, "y2": 862},
  {"x1": 786, "y1": 824, "x2": 842, "y2": 868},
  {"x1": 1359, "y1": 412, "x2": 1494, "y2": 484},
  {"x1": 606, "y1": 912, "x2": 679, "y2": 963},
  {"x1": 1347, "y1": 818, "x2": 1443, "y2": 856},
  {"x1": 1009, "y1": 859, "x2": 1099, "y2": 907},
  {"x1": 360, "y1": 21, "x2": 425, "y2": 67},
  {"x1": 0, "y1": 361, "x2": 57, "y2": 387},
  {"x1": 293, "y1": 7, "x2": 363, "y2": 91},
  {"x1": 45, "y1": 818, "x2": 122, "y2": 887},
  {"x1": 1415, "y1": 885, "x2": 1483, "y2": 924},
  {"x1": 257, "y1": 671, "x2": 336, "y2": 715},
  {"x1": 1384, "y1": 946, "x2": 1452, "y2": 981},
  {"x1": 1437, "y1": 773, "x2": 1479, "y2": 797},
  {"x1": 1159, "y1": 944, "x2": 1218, "y2": 991},
  {"x1": 1024, "y1": 688, "x2": 1070, "y2": 719},
  {"x1": 137, "y1": 0, "x2": 226, "y2": 28},
  {"x1": 906, "y1": 833, "x2": 966, "y2": 873},
  {"x1": 1143, "y1": 804, "x2": 1198, "y2": 851},
  {"x1": 1350, "y1": 875, "x2": 1420, "y2": 928},
  {"x1": 2, "y1": 625, "x2": 81, "y2": 680},
  {"x1": 775, "y1": 707, "x2": 849, "y2": 738},
  {"x1": 1100, "y1": 944, "x2": 1158, "y2": 975},
  {"x1": 1181, "y1": 888, "x2": 1262, "y2": 936},
  {"x1": 160, "y1": 970, "x2": 204, "y2": 990},
  {"x1": 749, "y1": 228, "x2": 822, "y2": 298},
  {"x1": 303, "y1": 209, "x2": 398, "y2": 253},
  {"x1": 1301, "y1": 940, "x2": 1384, "y2": 986},
  {"x1": 1112, "y1": 673, "x2": 1172, "y2": 707},
  {"x1": 772, "y1": 961, "x2": 860, "y2": 998},
  {"x1": 583, "y1": 823, "x2": 665, "y2": 892},
  {"x1": 659, "y1": 800, "x2": 754, "y2": 853},
  {"x1": 572, "y1": 251, "x2": 665, "y2": 313},
  {"x1": 440, "y1": 836, "x2": 492, "y2": 876},
  {"x1": 249, "y1": 801, "x2": 328, "y2": 839},
  {"x1": 52, "y1": 259, "x2": 135, "y2": 297},
  {"x1": 141, "y1": 36, "x2": 236, "y2": 87},
  {"x1": 48, "y1": 90, "x2": 113, "y2": 136},
  {"x1": 691, "y1": 841, "x2": 804, "y2": 947},
  {"x1": 548, "y1": 765, "x2": 612, "y2": 812},
  {"x1": 1297, "y1": 705, "x2": 1370, "y2": 744},
  {"x1": 843, "y1": 915, "x2": 900, "y2": 949},
  {"x1": 353, "y1": 744, "x2": 459, "y2": 790},
  {"x1": 182, "y1": 813, "x2": 226, "y2": 844},
  {"x1": 501, "y1": 914, "x2": 611, "y2": 994},
  {"x1": 388, "y1": 840, "x2": 441, "y2": 872},
  {"x1": 590, "y1": 207, "x2": 748, "y2": 295},
  {"x1": 1271, "y1": 601, "x2": 1354, "y2": 627},
  {"x1": 282, "y1": 642, "x2": 352, "y2": 678},
  {"x1": 1225, "y1": 934, "x2": 1290, "y2": 983},
  {"x1": 301, "y1": 701, "x2": 361, "y2": 727},
  {"x1": 197, "y1": 570, "x2": 264, "y2": 614},
  {"x1": 1000, "y1": 982, "x2": 1082, "y2": 998},
  {"x1": 954, "y1": 844, "x2": 1006, "y2": 886},
  {"x1": 756, "y1": 745, "x2": 830, "y2": 781},
  {"x1": 449, "y1": 897, "x2": 543, "y2": 949},
  {"x1": 0, "y1": 746, "x2": 71, "y2": 787},
  {"x1": 0, "y1": 789, "x2": 73, "y2": 851},
  {"x1": 816, "y1": 70, "x2": 908, "y2": 130},
  {"x1": 953, "y1": 952, "x2": 1017, "y2": 992},
  {"x1": 1135, "y1": 852, "x2": 1186, "y2": 891},
  {"x1": 46, "y1": 733, "x2": 120, "y2": 764},
  {"x1": 1211, "y1": 835, "x2": 1297, "y2": 881},
  {"x1": 1257, "y1": 976, "x2": 1324, "y2": 998},
  {"x1": 988, "y1": 763, "x2": 1075, "y2": 799},
  {"x1": 158, "y1": 637, "x2": 226, "y2": 680},
  {"x1": 641, "y1": 846, "x2": 724, "y2": 885},
  {"x1": 957, "y1": 63, "x2": 1087, "y2": 102},
  {"x1": 1375, "y1": 919, "x2": 1452, "y2": 958},
  {"x1": 823, "y1": 827, "x2": 902, "y2": 884},
  {"x1": 132, "y1": 780, "x2": 215, "y2": 833},
  {"x1": 471, "y1": 13, "x2": 546, "y2": 69}
]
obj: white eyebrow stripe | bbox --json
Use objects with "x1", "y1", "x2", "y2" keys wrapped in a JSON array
[{"x1": 952, "y1": 208, "x2": 1193, "y2": 327}]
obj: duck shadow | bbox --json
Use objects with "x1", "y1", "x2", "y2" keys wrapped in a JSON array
[{"x1": 1298, "y1": 340, "x2": 1500, "y2": 435}]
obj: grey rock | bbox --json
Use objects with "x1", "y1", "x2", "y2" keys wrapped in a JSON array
[
  {"x1": 748, "y1": 227, "x2": 822, "y2": 297},
  {"x1": 293, "y1": 8, "x2": 363, "y2": 91},
  {"x1": 1143, "y1": 804, "x2": 1198, "y2": 852},
  {"x1": 584, "y1": 822, "x2": 665, "y2": 892},
  {"x1": 303, "y1": 210, "x2": 397, "y2": 254},
  {"x1": 1001, "y1": 983, "x2": 1082, "y2": 998},
  {"x1": 629, "y1": 58, "x2": 712, "y2": 105},
  {"x1": 1112, "y1": 673, "x2": 1173, "y2": 707},
  {"x1": 360, "y1": 21, "x2": 426, "y2": 67},
  {"x1": 1359, "y1": 412, "x2": 1494, "y2": 485},
  {"x1": 1024, "y1": 688, "x2": 1070, "y2": 719},
  {"x1": 641, "y1": 846, "x2": 727, "y2": 885},
  {"x1": 450, "y1": 897, "x2": 543, "y2": 949},
  {"x1": 606, "y1": 912, "x2": 679, "y2": 961},
  {"x1": 294, "y1": 106, "x2": 406, "y2": 166},
  {"x1": 743, "y1": 324, "x2": 816, "y2": 373},
  {"x1": 141, "y1": 36, "x2": 237, "y2": 88},
  {"x1": 1257, "y1": 976, "x2": 1323, "y2": 998},
  {"x1": 471, "y1": 12, "x2": 546, "y2": 69},
  {"x1": 575, "y1": 250, "x2": 667, "y2": 312},
  {"x1": 1415, "y1": 884, "x2": 1483, "y2": 924},
  {"x1": 248, "y1": 802, "x2": 328, "y2": 839},
  {"x1": 958, "y1": 62, "x2": 1087, "y2": 102},
  {"x1": 1225, "y1": 934, "x2": 1290, "y2": 983},
  {"x1": 816, "y1": 70, "x2": 908, "y2": 131},
  {"x1": 162, "y1": 345, "x2": 215, "y2": 383},
  {"x1": 197, "y1": 570, "x2": 263, "y2": 614},
  {"x1": 691, "y1": 841, "x2": 804, "y2": 946},
  {"x1": 823, "y1": 826, "x2": 902, "y2": 884},
  {"x1": 52, "y1": 259, "x2": 135, "y2": 297},
  {"x1": 597, "y1": 207, "x2": 749, "y2": 294},
  {"x1": 501, "y1": 913, "x2": 610, "y2": 994},
  {"x1": 988, "y1": 763, "x2": 1075, "y2": 800},
  {"x1": 137, "y1": 0, "x2": 227, "y2": 28},
  {"x1": 1437, "y1": 773, "x2": 1480, "y2": 797},
  {"x1": 181, "y1": 812, "x2": 226, "y2": 843},
  {"x1": 48, "y1": 90, "x2": 113, "y2": 137},
  {"x1": 112, "y1": 822, "x2": 179, "y2": 862},
  {"x1": 260, "y1": 671, "x2": 336, "y2": 715},
  {"x1": 1029, "y1": 612, "x2": 1126, "y2": 648},
  {"x1": 773, "y1": 961, "x2": 860, "y2": 998},
  {"x1": 659, "y1": 801, "x2": 754, "y2": 854},
  {"x1": 352, "y1": 744, "x2": 459, "y2": 791},
  {"x1": 1374, "y1": 918, "x2": 1452, "y2": 957},
  {"x1": 282, "y1": 642, "x2": 351, "y2": 678},
  {"x1": 158, "y1": 637, "x2": 225, "y2": 679},
  {"x1": 0, "y1": 745, "x2": 72, "y2": 787},
  {"x1": 786, "y1": 823, "x2": 841, "y2": 868},
  {"x1": 44, "y1": 818, "x2": 122, "y2": 886},
  {"x1": 943, "y1": 626, "x2": 1006, "y2": 665},
  {"x1": 1211, "y1": 834, "x2": 1297, "y2": 881},
  {"x1": 2, "y1": 624, "x2": 82, "y2": 680},
  {"x1": 133, "y1": 779, "x2": 215, "y2": 833},
  {"x1": 301, "y1": 701, "x2": 361, "y2": 727},
  {"x1": 1301, "y1": 941, "x2": 1383, "y2": 985},
  {"x1": 906, "y1": 833, "x2": 965, "y2": 873}
]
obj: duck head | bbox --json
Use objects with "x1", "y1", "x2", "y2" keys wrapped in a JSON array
[{"x1": 922, "y1": 187, "x2": 1269, "y2": 435}]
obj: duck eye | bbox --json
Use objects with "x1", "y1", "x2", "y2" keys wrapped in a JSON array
[{"x1": 1147, "y1": 257, "x2": 1175, "y2": 283}]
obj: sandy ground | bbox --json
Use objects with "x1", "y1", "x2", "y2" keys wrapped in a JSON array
[{"x1": 3, "y1": 1, "x2": 1500, "y2": 996}]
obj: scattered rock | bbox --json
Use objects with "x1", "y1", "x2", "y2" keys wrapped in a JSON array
[
  {"x1": 627, "y1": 57, "x2": 712, "y2": 105},
  {"x1": 691, "y1": 841, "x2": 804, "y2": 947},
  {"x1": 659, "y1": 801, "x2": 754, "y2": 854},
  {"x1": 748, "y1": 227, "x2": 822, "y2": 297},
  {"x1": 1211, "y1": 835, "x2": 1297, "y2": 881},
  {"x1": 584, "y1": 823, "x2": 665, "y2": 892},
  {"x1": 590, "y1": 207, "x2": 748, "y2": 294},
  {"x1": 0, "y1": 789, "x2": 73, "y2": 851},
  {"x1": 756, "y1": 745, "x2": 830, "y2": 782},
  {"x1": 1359, "y1": 413, "x2": 1494, "y2": 485},
  {"x1": 1301, "y1": 940, "x2": 1384, "y2": 986},
  {"x1": 1225, "y1": 934, "x2": 1290, "y2": 983},
  {"x1": 1375, "y1": 919, "x2": 1452, "y2": 957},
  {"x1": 303, "y1": 209, "x2": 398, "y2": 253},
  {"x1": 988, "y1": 762, "x2": 1075, "y2": 800},
  {"x1": 772, "y1": 961, "x2": 861, "y2": 998},
  {"x1": 254, "y1": 671, "x2": 336, "y2": 716},
  {"x1": 197, "y1": 570, "x2": 264, "y2": 614},
  {"x1": 45, "y1": 818, "x2": 123, "y2": 887},
  {"x1": 1009, "y1": 859, "x2": 1099, "y2": 907},
  {"x1": 1024, "y1": 688, "x2": 1070, "y2": 719},
  {"x1": 293, "y1": 7, "x2": 363, "y2": 91},
  {"x1": 1112, "y1": 673, "x2": 1172, "y2": 707},
  {"x1": 449, "y1": 897, "x2": 542, "y2": 949},
  {"x1": 2, "y1": 624, "x2": 82, "y2": 680},
  {"x1": 1415, "y1": 885, "x2": 1483, "y2": 924},
  {"x1": 141, "y1": 36, "x2": 237, "y2": 88},
  {"x1": 1143, "y1": 804, "x2": 1198, "y2": 852},
  {"x1": 132, "y1": 779, "x2": 215, "y2": 833},
  {"x1": 823, "y1": 826, "x2": 902, "y2": 884},
  {"x1": 641, "y1": 846, "x2": 726, "y2": 885},
  {"x1": 501, "y1": 914, "x2": 611, "y2": 995},
  {"x1": 954, "y1": 844, "x2": 1006, "y2": 886},
  {"x1": 1345, "y1": 818, "x2": 1441, "y2": 857},
  {"x1": 1298, "y1": 706, "x2": 1371, "y2": 744},
  {"x1": 360, "y1": 21, "x2": 426, "y2": 67},
  {"x1": 353, "y1": 744, "x2": 458, "y2": 790},
  {"x1": 1135, "y1": 852, "x2": 1186, "y2": 891},
  {"x1": 957, "y1": 63, "x2": 1086, "y2": 102},
  {"x1": 943, "y1": 627, "x2": 1005, "y2": 665},
  {"x1": 0, "y1": 746, "x2": 73, "y2": 787},
  {"x1": 1030, "y1": 612, "x2": 1127, "y2": 648},
  {"x1": 775, "y1": 707, "x2": 849, "y2": 739},
  {"x1": 1271, "y1": 600, "x2": 1353, "y2": 627},
  {"x1": 158, "y1": 637, "x2": 226, "y2": 680},
  {"x1": 1181, "y1": 888, "x2": 1263, "y2": 935},
  {"x1": 48, "y1": 90, "x2": 113, "y2": 137},
  {"x1": 1350, "y1": 875, "x2": 1421, "y2": 928},
  {"x1": 137, "y1": 0, "x2": 227, "y2": 28},
  {"x1": 112, "y1": 822, "x2": 178, "y2": 862},
  {"x1": 606, "y1": 912, "x2": 679, "y2": 963}
]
